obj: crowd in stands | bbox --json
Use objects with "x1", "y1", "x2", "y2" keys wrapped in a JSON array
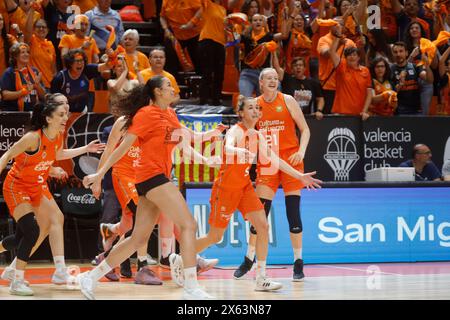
[{"x1": 0, "y1": 0, "x2": 449, "y2": 117}]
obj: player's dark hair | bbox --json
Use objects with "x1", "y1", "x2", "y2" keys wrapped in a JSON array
[{"x1": 121, "y1": 76, "x2": 164, "y2": 129}]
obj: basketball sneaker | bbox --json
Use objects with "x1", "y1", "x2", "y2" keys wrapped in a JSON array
[
  {"x1": 183, "y1": 287, "x2": 215, "y2": 300},
  {"x1": 169, "y1": 253, "x2": 184, "y2": 287},
  {"x1": 91, "y1": 252, "x2": 105, "y2": 266},
  {"x1": 135, "y1": 267, "x2": 163, "y2": 285},
  {"x1": 51, "y1": 268, "x2": 69, "y2": 285},
  {"x1": 120, "y1": 259, "x2": 132, "y2": 278},
  {"x1": 293, "y1": 259, "x2": 305, "y2": 281},
  {"x1": 255, "y1": 276, "x2": 283, "y2": 291},
  {"x1": 159, "y1": 255, "x2": 171, "y2": 269},
  {"x1": 1, "y1": 267, "x2": 30, "y2": 286},
  {"x1": 9, "y1": 279, "x2": 33, "y2": 296},
  {"x1": 104, "y1": 268, "x2": 120, "y2": 282},
  {"x1": 233, "y1": 256, "x2": 255, "y2": 280},
  {"x1": 77, "y1": 271, "x2": 96, "y2": 300},
  {"x1": 197, "y1": 256, "x2": 219, "y2": 274}
]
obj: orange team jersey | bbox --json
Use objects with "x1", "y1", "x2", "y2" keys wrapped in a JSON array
[
  {"x1": 9, "y1": 7, "x2": 41, "y2": 35},
  {"x1": 317, "y1": 33, "x2": 355, "y2": 90},
  {"x1": 209, "y1": 122, "x2": 263, "y2": 228},
  {"x1": 256, "y1": 92, "x2": 299, "y2": 153},
  {"x1": 160, "y1": 0, "x2": 203, "y2": 40},
  {"x1": 214, "y1": 123, "x2": 259, "y2": 190},
  {"x1": 59, "y1": 34, "x2": 100, "y2": 64},
  {"x1": 139, "y1": 69, "x2": 180, "y2": 94},
  {"x1": 369, "y1": 79, "x2": 396, "y2": 116},
  {"x1": 125, "y1": 51, "x2": 150, "y2": 73},
  {"x1": 30, "y1": 35, "x2": 56, "y2": 88},
  {"x1": 127, "y1": 105, "x2": 181, "y2": 182},
  {"x1": 332, "y1": 59, "x2": 372, "y2": 115},
  {"x1": 199, "y1": 0, "x2": 226, "y2": 45},
  {"x1": 112, "y1": 138, "x2": 141, "y2": 180},
  {"x1": 3, "y1": 130, "x2": 63, "y2": 215}
]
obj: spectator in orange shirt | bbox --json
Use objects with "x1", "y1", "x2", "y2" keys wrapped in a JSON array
[
  {"x1": 121, "y1": 29, "x2": 150, "y2": 75},
  {"x1": 329, "y1": 39, "x2": 373, "y2": 118},
  {"x1": 283, "y1": 13, "x2": 313, "y2": 76},
  {"x1": 317, "y1": 17, "x2": 355, "y2": 116},
  {"x1": 391, "y1": 0, "x2": 433, "y2": 40},
  {"x1": 403, "y1": 21, "x2": 438, "y2": 115},
  {"x1": 139, "y1": 49, "x2": 180, "y2": 104},
  {"x1": 24, "y1": 13, "x2": 56, "y2": 89},
  {"x1": 160, "y1": 0, "x2": 203, "y2": 75},
  {"x1": 59, "y1": 14, "x2": 99, "y2": 65},
  {"x1": 5, "y1": 0, "x2": 41, "y2": 35},
  {"x1": 365, "y1": 57, "x2": 397, "y2": 118},
  {"x1": 197, "y1": 0, "x2": 227, "y2": 106}
]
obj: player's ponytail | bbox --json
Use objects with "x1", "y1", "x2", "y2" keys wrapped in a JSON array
[
  {"x1": 28, "y1": 102, "x2": 59, "y2": 132},
  {"x1": 235, "y1": 95, "x2": 247, "y2": 113},
  {"x1": 121, "y1": 75, "x2": 166, "y2": 129}
]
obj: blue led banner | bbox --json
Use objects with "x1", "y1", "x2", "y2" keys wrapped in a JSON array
[{"x1": 186, "y1": 186, "x2": 450, "y2": 265}]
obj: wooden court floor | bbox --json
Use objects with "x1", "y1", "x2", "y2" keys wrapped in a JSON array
[{"x1": 0, "y1": 261, "x2": 449, "y2": 300}]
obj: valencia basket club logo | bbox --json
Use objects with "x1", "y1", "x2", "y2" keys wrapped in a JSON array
[
  {"x1": 65, "y1": 113, "x2": 114, "y2": 180},
  {"x1": 324, "y1": 128, "x2": 360, "y2": 181}
]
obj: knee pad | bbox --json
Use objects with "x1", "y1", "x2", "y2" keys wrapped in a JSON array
[
  {"x1": 285, "y1": 195, "x2": 302, "y2": 234},
  {"x1": 250, "y1": 199, "x2": 272, "y2": 235},
  {"x1": 16, "y1": 213, "x2": 40, "y2": 262},
  {"x1": 2, "y1": 222, "x2": 25, "y2": 250},
  {"x1": 2, "y1": 233, "x2": 22, "y2": 251}
]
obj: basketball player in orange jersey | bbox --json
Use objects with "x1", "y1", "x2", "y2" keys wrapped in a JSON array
[
  {"x1": 79, "y1": 76, "x2": 220, "y2": 300},
  {"x1": 1, "y1": 93, "x2": 104, "y2": 287},
  {"x1": 234, "y1": 67, "x2": 311, "y2": 281},
  {"x1": 0, "y1": 98, "x2": 104, "y2": 296},
  {"x1": 92, "y1": 108, "x2": 222, "y2": 283},
  {"x1": 90, "y1": 114, "x2": 163, "y2": 285},
  {"x1": 171, "y1": 95, "x2": 321, "y2": 291}
]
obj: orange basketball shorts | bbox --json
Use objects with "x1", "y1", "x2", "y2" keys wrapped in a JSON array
[{"x1": 209, "y1": 182, "x2": 264, "y2": 229}]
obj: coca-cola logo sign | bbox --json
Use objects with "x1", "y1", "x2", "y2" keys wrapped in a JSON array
[{"x1": 66, "y1": 193, "x2": 97, "y2": 205}]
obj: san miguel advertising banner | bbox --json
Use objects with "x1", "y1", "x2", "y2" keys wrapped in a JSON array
[{"x1": 186, "y1": 185, "x2": 450, "y2": 265}]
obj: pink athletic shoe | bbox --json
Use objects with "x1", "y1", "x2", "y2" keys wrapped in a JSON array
[{"x1": 134, "y1": 267, "x2": 163, "y2": 285}]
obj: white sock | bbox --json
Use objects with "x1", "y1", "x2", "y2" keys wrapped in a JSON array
[
  {"x1": 256, "y1": 260, "x2": 266, "y2": 279},
  {"x1": 161, "y1": 237, "x2": 173, "y2": 258},
  {"x1": 110, "y1": 223, "x2": 119, "y2": 234},
  {"x1": 138, "y1": 256, "x2": 147, "y2": 263},
  {"x1": 9, "y1": 257, "x2": 17, "y2": 269},
  {"x1": 246, "y1": 245, "x2": 256, "y2": 261},
  {"x1": 90, "y1": 260, "x2": 112, "y2": 282},
  {"x1": 293, "y1": 248, "x2": 303, "y2": 261},
  {"x1": 14, "y1": 269, "x2": 24, "y2": 281},
  {"x1": 184, "y1": 267, "x2": 199, "y2": 290},
  {"x1": 53, "y1": 256, "x2": 66, "y2": 272}
]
